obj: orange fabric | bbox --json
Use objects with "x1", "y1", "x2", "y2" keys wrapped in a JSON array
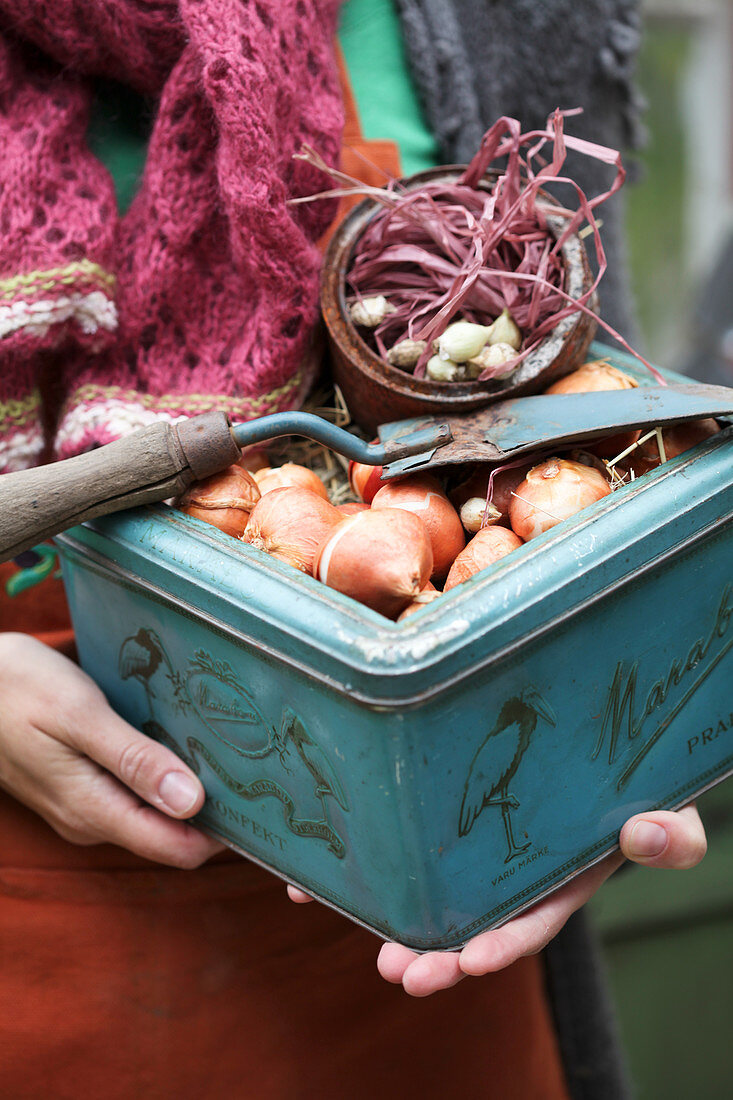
[
  {"x1": 318, "y1": 46, "x2": 402, "y2": 248},
  {"x1": 0, "y1": 801, "x2": 569, "y2": 1100},
  {"x1": 0, "y1": 59, "x2": 570, "y2": 1100},
  {"x1": 0, "y1": 558, "x2": 75, "y2": 657}
]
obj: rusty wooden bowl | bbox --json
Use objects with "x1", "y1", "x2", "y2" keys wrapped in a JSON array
[{"x1": 321, "y1": 167, "x2": 598, "y2": 435}]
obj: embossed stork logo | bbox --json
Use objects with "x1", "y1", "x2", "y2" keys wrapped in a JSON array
[
  {"x1": 458, "y1": 687, "x2": 556, "y2": 863},
  {"x1": 118, "y1": 627, "x2": 170, "y2": 719}
]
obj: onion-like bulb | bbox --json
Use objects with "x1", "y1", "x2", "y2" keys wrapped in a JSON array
[
  {"x1": 626, "y1": 418, "x2": 722, "y2": 475},
  {"x1": 459, "y1": 497, "x2": 502, "y2": 534},
  {"x1": 398, "y1": 587, "x2": 443, "y2": 620},
  {"x1": 314, "y1": 509, "x2": 433, "y2": 618},
  {"x1": 177, "y1": 465, "x2": 260, "y2": 538},
  {"x1": 509, "y1": 458, "x2": 611, "y2": 541},
  {"x1": 348, "y1": 459, "x2": 384, "y2": 504},
  {"x1": 242, "y1": 487, "x2": 341, "y2": 573},
  {"x1": 443, "y1": 527, "x2": 523, "y2": 591},
  {"x1": 237, "y1": 447, "x2": 270, "y2": 473},
  {"x1": 547, "y1": 359, "x2": 637, "y2": 394},
  {"x1": 450, "y1": 464, "x2": 533, "y2": 524},
  {"x1": 254, "y1": 462, "x2": 329, "y2": 500},
  {"x1": 337, "y1": 502, "x2": 370, "y2": 515},
  {"x1": 545, "y1": 360, "x2": 641, "y2": 458},
  {"x1": 371, "y1": 474, "x2": 465, "y2": 580}
]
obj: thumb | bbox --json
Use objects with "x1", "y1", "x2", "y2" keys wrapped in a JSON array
[
  {"x1": 69, "y1": 695, "x2": 205, "y2": 820},
  {"x1": 620, "y1": 803, "x2": 707, "y2": 870}
]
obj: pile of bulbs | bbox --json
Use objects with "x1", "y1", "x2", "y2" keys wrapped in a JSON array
[
  {"x1": 175, "y1": 359, "x2": 720, "y2": 621},
  {"x1": 349, "y1": 308, "x2": 523, "y2": 383}
]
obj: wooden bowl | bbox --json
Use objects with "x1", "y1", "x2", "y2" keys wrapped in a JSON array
[{"x1": 320, "y1": 167, "x2": 598, "y2": 434}]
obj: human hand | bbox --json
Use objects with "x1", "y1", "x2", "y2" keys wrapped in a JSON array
[
  {"x1": 287, "y1": 803, "x2": 706, "y2": 996},
  {"x1": 0, "y1": 633, "x2": 224, "y2": 867}
]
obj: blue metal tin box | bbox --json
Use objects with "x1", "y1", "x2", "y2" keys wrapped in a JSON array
[{"x1": 56, "y1": 348, "x2": 733, "y2": 950}]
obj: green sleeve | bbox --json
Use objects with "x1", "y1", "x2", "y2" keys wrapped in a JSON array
[{"x1": 338, "y1": 0, "x2": 440, "y2": 176}]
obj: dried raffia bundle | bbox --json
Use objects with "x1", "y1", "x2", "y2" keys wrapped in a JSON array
[{"x1": 297, "y1": 110, "x2": 664, "y2": 387}]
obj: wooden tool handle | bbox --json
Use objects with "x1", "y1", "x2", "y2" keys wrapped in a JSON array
[{"x1": 0, "y1": 412, "x2": 240, "y2": 563}]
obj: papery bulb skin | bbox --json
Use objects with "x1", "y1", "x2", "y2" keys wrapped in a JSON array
[
  {"x1": 443, "y1": 527, "x2": 523, "y2": 590},
  {"x1": 437, "y1": 321, "x2": 492, "y2": 363},
  {"x1": 450, "y1": 464, "x2": 533, "y2": 525},
  {"x1": 487, "y1": 308, "x2": 522, "y2": 350},
  {"x1": 348, "y1": 459, "x2": 384, "y2": 504},
  {"x1": 386, "y1": 339, "x2": 427, "y2": 370},
  {"x1": 242, "y1": 487, "x2": 341, "y2": 573},
  {"x1": 629, "y1": 418, "x2": 722, "y2": 474},
  {"x1": 466, "y1": 341, "x2": 519, "y2": 379},
  {"x1": 546, "y1": 360, "x2": 637, "y2": 395},
  {"x1": 459, "y1": 497, "x2": 502, "y2": 534},
  {"x1": 177, "y1": 465, "x2": 261, "y2": 538},
  {"x1": 237, "y1": 448, "x2": 270, "y2": 473},
  {"x1": 371, "y1": 474, "x2": 465, "y2": 580},
  {"x1": 509, "y1": 458, "x2": 611, "y2": 541},
  {"x1": 314, "y1": 509, "x2": 433, "y2": 618},
  {"x1": 349, "y1": 295, "x2": 396, "y2": 328},
  {"x1": 254, "y1": 463, "x2": 329, "y2": 500},
  {"x1": 426, "y1": 354, "x2": 462, "y2": 381},
  {"x1": 398, "y1": 588, "x2": 443, "y2": 620}
]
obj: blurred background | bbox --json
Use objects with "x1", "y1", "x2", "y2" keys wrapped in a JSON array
[
  {"x1": 589, "y1": 6, "x2": 733, "y2": 1097},
  {"x1": 625, "y1": 0, "x2": 733, "y2": 384}
]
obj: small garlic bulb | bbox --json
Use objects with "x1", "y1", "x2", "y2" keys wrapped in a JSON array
[
  {"x1": 426, "y1": 354, "x2": 462, "y2": 381},
  {"x1": 437, "y1": 321, "x2": 492, "y2": 363},
  {"x1": 459, "y1": 497, "x2": 502, "y2": 534},
  {"x1": 386, "y1": 338, "x2": 427, "y2": 369},
  {"x1": 487, "y1": 308, "x2": 522, "y2": 350},
  {"x1": 466, "y1": 341, "x2": 518, "y2": 378},
  {"x1": 349, "y1": 296, "x2": 396, "y2": 328}
]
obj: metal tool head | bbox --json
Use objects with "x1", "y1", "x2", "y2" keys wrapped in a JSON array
[{"x1": 378, "y1": 383, "x2": 733, "y2": 477}]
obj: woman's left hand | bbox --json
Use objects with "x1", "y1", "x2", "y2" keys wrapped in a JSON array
[{"x1": 286, "y1": 803, "x2": 707, "y2": 996}]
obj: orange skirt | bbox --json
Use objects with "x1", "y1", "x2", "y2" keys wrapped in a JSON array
[{"x1": 0, "y1": 561, "x2": 569, "y2": 1099}]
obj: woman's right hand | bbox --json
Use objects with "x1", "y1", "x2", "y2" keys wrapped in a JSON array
[{"x1": 0, "y1": 633, "x2": 223, "y2": 866}]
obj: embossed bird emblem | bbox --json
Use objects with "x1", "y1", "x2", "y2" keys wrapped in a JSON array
[
  {"x1": 119, "y1": 627, "x2": 167, "y2": 702},
  {"x1": 278, "y1": 708, "x2": 348, "y2": 818},
  {"x1": 458, "y1": 686, "x2": 556, "y2": 862},
  {"x1": 118, "y1": 627, "x2": 180, "y2": 747}
]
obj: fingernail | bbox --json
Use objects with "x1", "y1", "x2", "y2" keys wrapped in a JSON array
[
  {"x1": 628, "y1": 821, "x2": 667, "y2": 858},
  {"x1": 159, "y1": 772, "x2": 199, "y2": 815}
]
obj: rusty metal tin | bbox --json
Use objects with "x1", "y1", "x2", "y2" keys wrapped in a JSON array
[{"x1": 321, "y1": 167, "x2": 598, "y2": 435}]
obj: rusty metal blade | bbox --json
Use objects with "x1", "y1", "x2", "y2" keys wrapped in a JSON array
[{"x1": 379, "y1": 384, "x2": 733, "y2": 476}]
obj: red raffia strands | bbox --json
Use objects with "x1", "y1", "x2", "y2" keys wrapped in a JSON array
[{"x1": 294, "y1": 109, "x2": 664, "y2": 384}]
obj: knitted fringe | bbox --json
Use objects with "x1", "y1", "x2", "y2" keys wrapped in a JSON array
[
  {"x1": 0, "y1": 389, "x2": 44, "y2": 472},
  {"x1": 54, "y1": 369, "x2": 307, "y2": 460}
]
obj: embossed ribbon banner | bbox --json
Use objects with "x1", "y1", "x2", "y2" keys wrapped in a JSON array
[
  {"x1": 0, "y1": 0, "x2": 344, "y2": 472},
  {"x1": 118, "y1": 633, "x2": 350, "y2": 860}
]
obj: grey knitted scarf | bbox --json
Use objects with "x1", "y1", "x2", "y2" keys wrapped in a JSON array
[{"x1": 394, "y1": 0, "x2": 646, "y2": 344}]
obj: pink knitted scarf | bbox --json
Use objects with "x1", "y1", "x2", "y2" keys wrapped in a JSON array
[{"x1": 0, "y1": 0, "x2": 344, "y2": 472}]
